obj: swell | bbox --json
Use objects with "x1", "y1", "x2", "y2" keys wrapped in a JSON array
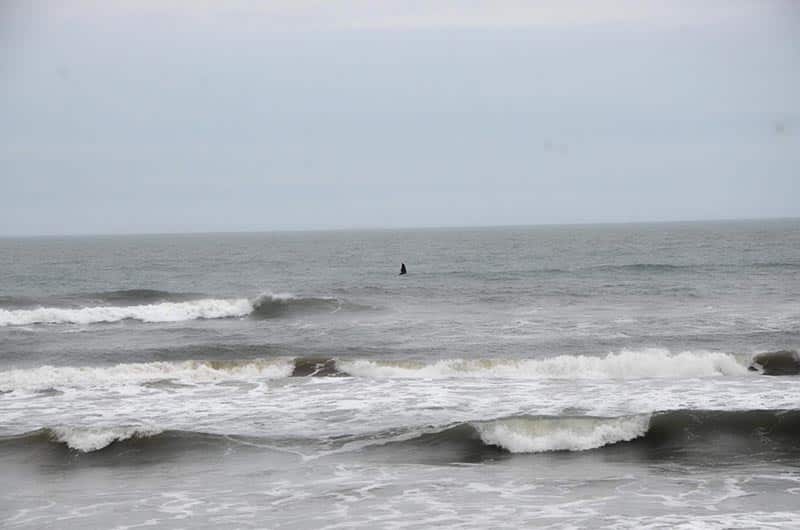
[
  {"x1": 0, "y1": 291, "x2": 366, "y2": 326},
  {"x1": 88, "y1": 289, "x2": 200, "y2": 304},
  {"x1": 583, "y1": 262, "x2": 800, "y2": 273},
  {"x1": 750, "y1": 261, "x2": 800, "y2": 270},
  {"x1": 587, "y1": 263, "x2": 688, "y2": 273},
  {"x1": 480, "y1": 262, "x2": 800, "y2": 276},
  {"x1": 434, "y1": 261, "x2": 800, "y2": 281}
]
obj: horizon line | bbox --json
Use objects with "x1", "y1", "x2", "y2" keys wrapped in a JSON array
[{"x1": 2, "y1": 216, "x2": 798, "y2": 239}]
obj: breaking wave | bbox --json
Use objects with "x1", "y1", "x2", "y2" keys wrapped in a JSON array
[
  {"x1": 0, "y1": 299, "x2": 253, "y2": 326},
  {"x1": 0, "y1": 427, "x2": 275, "y2": 454},
  {"x1": 0, "y1": 358, "x2": 295, "y2": 392},
  {"x1": 48, "y1": 425, "x2": 164, "y2": 452},
  {"x1": 250, "y1": 292, "x2": 358, "y2": 318},
  {"x1": 473, "y1": 415, "x2": 649, "y2": 452},
  {"x1": 0, "y1": 290, "x2": 200, "y2": 310},
  {"x1": 748, "y1": 350, "x2": 800, "y2": 376},
  {"x1": 340, "y1": 349, "x2": 749, "y2": 379},
  {"x1": 396, "y1": 409, "x2": 800, "y2": 455},
  {"x1": 5, "y1": 410, "x2": 799, "y2": 457},
  {"x1": 0, "y1": 291, "x2": 360, "y2": 326},
  {"x1": 0, "y1": 349, "x2": 759, "y2": 392}
]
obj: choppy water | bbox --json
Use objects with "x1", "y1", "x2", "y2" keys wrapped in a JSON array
[{"x1": 1, "y1": 220, "x2": 799, "y2": 528}]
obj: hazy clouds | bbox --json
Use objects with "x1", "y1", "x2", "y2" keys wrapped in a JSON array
[{"x1": 1, "y1": 1, "x2": 798, "y2": 235}]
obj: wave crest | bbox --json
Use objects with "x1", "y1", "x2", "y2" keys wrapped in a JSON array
[
  {"x1": 0, "y1": 350, "x2": 755, "y2": 392},
  {"x1": 383, "y1": 409, "x2": 800, "y2": 456},
  {"x1": 251, "y1": 293, "x2": 344, "y2": 318},
  {"x1": 47, "y1": 425, "x2": 164, "y2": 452},
  {"x1": 0, "y1": 359, "x2": 295, "y2": 392},
  {"x1": 0, "y1": 298, "x2": 253, "y2": 326},
  {"x1": 0, "y1": 291, "x2": 362, "y2": 326},
  {"x1": 5, "y1": 410, "x2": 800, "y2": 458},
  {"x1": 474, "y1": 415, "x2": 650, "y2": 453},
  {"x1": 340, "y1": 349, "x2": 749, "y2": 379}
]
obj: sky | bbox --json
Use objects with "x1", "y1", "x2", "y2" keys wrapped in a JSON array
[{"x1": 1, "y1": 0, "x2": 798, "y2": 235}]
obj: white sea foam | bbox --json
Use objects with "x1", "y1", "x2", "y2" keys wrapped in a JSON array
[
  {"x1": 474, "y1": 415, "x2": 650, "y2": 453},
  {"x1": 255, "y1": 292, "x2": 298, "y2": 303},
  {"x1": 0, "y1": 292, "x2": 330, "y2": 326},
  {"x1": 0, "y1": 299, "x2": 253, "y2": 326},
  {"x1": 49, "y1": 425, "x2": 164, "y2": 452},
  {"x1": 0, "y1": 359, "x2": 295, "y2": 392},
  {"x1": 340, "y1": 349, "x2": 749, "y2": 379}
]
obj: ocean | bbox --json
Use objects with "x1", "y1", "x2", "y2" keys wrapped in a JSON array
[{"x1": 1, "y1": 219, "x2": 799, "y2": 528}]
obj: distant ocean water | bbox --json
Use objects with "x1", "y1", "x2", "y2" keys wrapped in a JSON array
[{"x1": 1, "y1": 219, "x2": 799, "y2": 528}]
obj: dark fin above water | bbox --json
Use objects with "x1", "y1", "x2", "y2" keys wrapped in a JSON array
[{"x1": 399, "y1": 263, "x2": 407, "y2": 275}]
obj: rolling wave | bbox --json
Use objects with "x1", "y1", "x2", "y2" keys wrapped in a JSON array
[
  {"x1": 0, "y1": 427, "x2": 257, "y2": 454},
  {"x1": 0, "y1": 291, "x2": 360, "y2": 326},
  {"x1": 5, "y1": 410, "x2": 800, "y2": 456},
  {"x1": 0, "y1": 289, "x2": 200, "y2": 310},
  {"x1": 749, "y1": 350, "x2": 800, "y2": 375},
  {"x1": 250, "y1": 293, "x2": 363, "y2": 318},
  {"x1": 51, "y1": 425, "x2": 163, "y2": 452},
  {"x1": 473, "y1": 415, "x2": 649, "y2": 453},
  {"x1": 394, "y1": 409, "x2": 800, "y2": 455}
]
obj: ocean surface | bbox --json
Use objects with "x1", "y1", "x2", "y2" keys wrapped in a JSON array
[{"x1": 1, "y1": 220, "x2": 799, "y2": 528}]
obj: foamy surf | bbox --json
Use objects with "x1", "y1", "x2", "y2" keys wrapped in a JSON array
[
  {"x1": 372, "y1": 409, "x2": 800, "y2": 456},
  {"x1": 308, "y1": 416, "x2": 651, "y2": 458},
  {"x1": 47, "y1": 425, "x2": 164, "y2": 452},
  {"x1": 473, "y1": 415, "x2": 650, "y2": 453},
  {"x1": 0, "y1": 292, "x2": 348, "y2": 326},
  {"x1": 0, "y1": 359, "x2": 295, "y2": 392},
  {"x1": 339, "y1": 349, "x2": 749, "y2": 379},
  {"x1": 0, "y1": 299, "x2": 252, "y2": 326}
]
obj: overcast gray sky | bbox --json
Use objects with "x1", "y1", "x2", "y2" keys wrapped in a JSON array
[{"x1": 1, "y1": 0, "x2": 798, "y2": 235}]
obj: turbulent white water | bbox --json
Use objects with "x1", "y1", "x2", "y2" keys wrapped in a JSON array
[
  {"x1": 48, "y1": 425, "x2": 164, "y2": 452},
  {"x1": 0, "y1": 349, "x2": 750, "y2": 393},
  {"x1": 473, "y1": 415, "x2": 651, "y2": 453},
  {"x1": 0, "y1": 292, "x2": 322, "y2": 326},
  {"x1": 0, "y1": 299, "x2": 253, "y2": 326},
  {"x1": 0, "y1": 359, "x2": 295, "y2": 392},
  {"x1": 340, "y1": 349, "x2": 750, "y2": 379}
]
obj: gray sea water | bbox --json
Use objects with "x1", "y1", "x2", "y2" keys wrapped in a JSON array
[{"x1": 1, "y1": 219, "x2": 799, "y2": 528}]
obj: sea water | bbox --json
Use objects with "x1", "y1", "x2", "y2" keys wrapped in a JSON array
[{"x1": 1, "y1": 220, "x2": 799, "y2": 528}]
